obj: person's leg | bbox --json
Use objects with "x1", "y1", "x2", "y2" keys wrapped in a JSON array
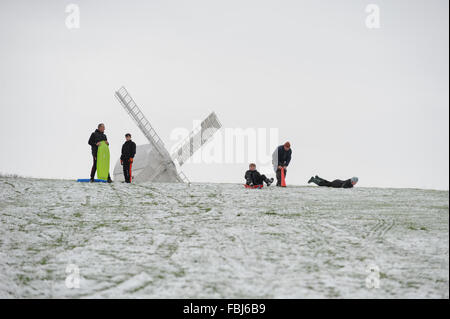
[
  {"x1": 129, "y1": 161, "x2": 133, "y2": 183},
  {"x1": 315, "y1": 176, "x2": 332, "y2": 187},
  {"x1": 260, "y1": 174, "x2": 274, "y2": 186},
  {"x1": 123, "y1": 160, "x2": 130, "y2": 182},
  {"x1": 254, "y1": 174, "x2": 264, "y2": 185},
  {"x1": 276, "y1": 168, "x2": 287, "y2": 186},
  {"x1": 90, "y1": 156, "x2": 97, "y2": 180},
  {"x1": 256, "y1": 173, "x2": 273, "y2": 186}
]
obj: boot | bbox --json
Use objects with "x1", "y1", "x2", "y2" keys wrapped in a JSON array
[
  {"x1": 265, "y1": 177, "x2": 274, "y2": 186},
  {"x1": 308, "y1": 176, "x2": 314, "y2": 184},
  {"x1": 315, "y1": 176, "x2": 325, "y2": 183},
  {"x1": 310, "y1": 176, "x2": 324, "y2": 186}
]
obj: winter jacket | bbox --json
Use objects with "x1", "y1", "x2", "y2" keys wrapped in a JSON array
[
  {"x1": 88, "y1": 129, "x2": 108, "y2": 156},
  {"x1": 272, "y1": 145, "x2": 292, "y2": 167},
  {"x1": 121, "y1": 140, "x2": 136, "y2": 160},
  {"x1": 331, "y1": 179, "x2": 354, "y2": 188},
  {"x1": 245, "y1": 169, "x2": 265, "y2": 185}
]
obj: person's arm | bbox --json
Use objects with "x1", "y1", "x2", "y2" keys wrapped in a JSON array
[
  {"x1": 93, "y1": 133, "x2": 101, "y2": 146},
  {"x1": 97, "y1": 137, "x2": 108, "y2": 146},
  {"x1": 131, "y1": 142, "x2": 136, "y2": 158},
  {"x1": 88, "y1": 133, "x2": 95, "y2": 146},
  {"x1": 120, "y1": 144, "x2": 125, "y2": 160},
  {"x1": 343, "y1": 179, "x2": 353, "y2": 188}
]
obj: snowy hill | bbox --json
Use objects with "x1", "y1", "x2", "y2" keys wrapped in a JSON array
[{"x1": 0, "y1": 177, "x2": 448, "y2": 298}]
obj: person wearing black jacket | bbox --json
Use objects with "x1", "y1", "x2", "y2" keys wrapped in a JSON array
[
  {"x1": 245, "y1": 163, "x2": 274, "y2": 186},
  {"x1": 88, "y1": 123, "x2": 112, "y2": 183},
  {"x1": 120, "y1": 133, "x2": 136, "y2": 183},
  {"x1": 272, "y1": 142, "x2": 292, "y2": 186},
  {"x1": 308, "y1": 175, "x2": 358, "y2": 188}
]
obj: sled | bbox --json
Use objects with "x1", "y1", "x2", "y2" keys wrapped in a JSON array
[
  {"x1": 77, "y1": 179, "x2": 107, "y2": 183},
  {"x1": 244, "y1": 184, "x2": 263, "y2": 189},
  {"x1": 96, "y1": 141, "x2": 110, "y2": 180}
]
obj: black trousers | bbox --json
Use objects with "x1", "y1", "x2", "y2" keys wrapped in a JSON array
[
  {"x1": 316, "y1": 179, "x2": 332, "y2": 187},
  {"x1": 315, "y1": 177, "x2": 345, "y2": 188},
  {"x1": 123, "y1": 159, "x2": 132, "y2": 183},
  {"x1": 276, "y1": 167, "x2": 287, "y2": 186},
  {"x1": 90, "y1": 156, "x2": 110, "y2": 180},
  {"x1": 252, "y1": 174, "x2": 268, "y2": 185},
  {"x1": 90, "y1": 156, "x2": 97, "y2": 179}
]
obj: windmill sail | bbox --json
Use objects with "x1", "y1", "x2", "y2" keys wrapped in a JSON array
[
  {"x1": 115, "y1": 86, "x2": 170, "y2": 158},
  {"x1": 172, "y1": 112, "x2": 222, "y2": 166},
  {"x1": 114, "y1": 86, "x2": 182, "y2": 182}
]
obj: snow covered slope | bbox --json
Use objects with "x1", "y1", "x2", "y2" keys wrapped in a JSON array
[{"x1": 0, "y1": 177, "x2": 448, "y2": 298}]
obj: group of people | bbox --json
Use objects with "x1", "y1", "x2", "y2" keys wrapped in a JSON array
[
  {"x1": 88, "y1": 125, "x2": 358, "y2": 188},
  {"x1": 244, "y1": 141, "x2": 359, "y2": 188},
  {"x1": 88, "y1": 123, "x2": 136, "y2": 183}
]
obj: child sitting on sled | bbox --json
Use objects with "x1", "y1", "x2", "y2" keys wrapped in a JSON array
[{"x1": 245, "y1": 163, "x2": 274, "y2": 187}]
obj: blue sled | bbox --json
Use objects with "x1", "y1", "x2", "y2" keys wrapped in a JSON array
[{"x1": 77, "y1": 179, "x2": 107, "y2": 183}]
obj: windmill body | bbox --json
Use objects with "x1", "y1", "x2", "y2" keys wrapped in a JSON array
[{"x1": 113, "y1": 143, "x2": 181, "y2": 182}]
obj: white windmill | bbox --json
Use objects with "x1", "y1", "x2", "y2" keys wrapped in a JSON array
[{"x1": 112, "y1": 86, "x2": 222, "y2": 183}]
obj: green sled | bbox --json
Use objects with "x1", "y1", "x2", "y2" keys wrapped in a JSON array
[{"x1": 96, "y1": 141, "x2": 110, "y2": 180}]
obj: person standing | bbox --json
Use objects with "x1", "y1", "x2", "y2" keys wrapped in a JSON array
[
  {"x1": 120, "y1": 133, "x2": 136, "y2": 183},
  {"x1": 88, "y1": 123, "x2": 112, "y2": 183},
  {"x1": 272, "y1": 142, "x2": 292, "y2": 186}
]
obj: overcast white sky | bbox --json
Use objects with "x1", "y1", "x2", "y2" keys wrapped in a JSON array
[{"x1": 0, "y1": 0, "x2": 448, "y2": 189}]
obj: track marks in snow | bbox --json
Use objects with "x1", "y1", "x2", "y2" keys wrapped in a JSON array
[
  {"x1": 0, "y1": 178, "x2": 448, "y2": 298},
  {"x1": 366, "y1": 218, "x2": 396, "y2": 239}
]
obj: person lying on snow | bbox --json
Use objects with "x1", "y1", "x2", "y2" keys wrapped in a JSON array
[
  {"x1": 308, "y1": 175, "x2": 358, "y2": 188},
  {"x1": 245, "y1": 163, "x2": 274, "y2": 187}
]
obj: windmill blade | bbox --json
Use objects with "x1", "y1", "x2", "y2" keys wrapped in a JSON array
[
  {"x1": 177, "y1": 170, "x2": 190, "y2": 184},
  {"x1": 114, "y1": 86, "x2": 190, "y2": 184},
  {"x1": 172, "y1": 112, "x2": 222, "y2": 166},
  {"x1": 115, "y1": 86, "x2": 170, "y2": 158}
]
